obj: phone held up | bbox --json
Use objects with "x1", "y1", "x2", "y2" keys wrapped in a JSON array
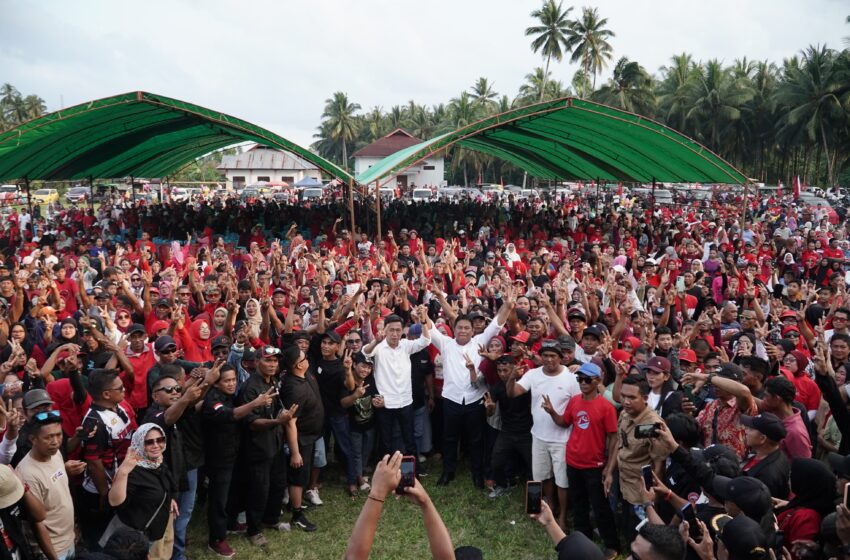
[
  {"x1": 396, "y1": 455, "x2": 416, "y2": 495},
  {"x1": 680, "y1": 502, "x2": 701, "y2": 540},
  {"x1": 634, "y1": 423, "x2": 662, "y2": 439},
  {"x1": 526, "y1": 481, "x2": 543, "y2": 514},
  {"x1": 641, "y1": 465, "x2": 654, "y2": 491}
]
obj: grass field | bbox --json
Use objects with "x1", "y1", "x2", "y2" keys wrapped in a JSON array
[{"x1": 185, "y1": 458, "x2": 560, "y2": 560}]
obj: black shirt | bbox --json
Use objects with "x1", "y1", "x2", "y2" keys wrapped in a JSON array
[
  {"x1": 117, "y1": 465, "x2": 175, "y2": 541},
  {"x1": 490, "y1": 380, "x2": 532, "y2": 434},
  {"x1": 410, "y1": 348, "x2": 434, "y2": 409},
  {"x1": 236, "y1": 373, "x2": 283, "y2": 462},
  {"x1": 281, "y1": 372, "x2": 324, "y2": 446},
  {"x1": 346, "y1": 373, "x2": 378, "y2": 433},
  {"x1": 144, "y1": 404, "x2": 188, "y2": 491},
  {"x1": 201, "y1": 388, "x2": 240, "y2": 468}
]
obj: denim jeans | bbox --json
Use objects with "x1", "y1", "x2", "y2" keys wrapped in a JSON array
[
  {"x1": 413, "y1": 405, "x2": 432, "y2": 455},
  {"x1": 350, "y1": 428, "x2": 375, "y2": 478},
  {"x1": 329, "y1": 415, "x2": 358, "y2": 486},
  {"x1": 57, "y1": 545, "x2": 75, "y2": 560},
  {"x1": 172, "y1": 468, "x2": 198, "y2": 560}
]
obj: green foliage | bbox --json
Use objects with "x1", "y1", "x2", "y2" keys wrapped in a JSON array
[{"x1": 0, "y1": 83, "x2": 46, "y2": 131}]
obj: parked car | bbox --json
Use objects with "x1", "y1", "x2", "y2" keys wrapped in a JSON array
[
  {"x1": 0, "y1": 185, "x2": 21, "y2": 205},
  {"x1": 411, "y1": 188, "x2": 435, "y2": 202},
  {"x1": 300, "y1": 187, "x2": 325, "y2": 202},
  {"x1": 65, "y1": 186, "x2": 90, "y2": 204},
  {"x1": 32, "y1": 189, "x2": 59, "y2": 204}
]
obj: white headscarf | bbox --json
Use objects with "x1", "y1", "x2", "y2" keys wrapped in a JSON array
[{"x1": 129, "y1": 423, "x2": 166, "y2": 470}]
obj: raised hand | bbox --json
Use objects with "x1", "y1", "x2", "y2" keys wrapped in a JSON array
[{"x1": 541, "y1": 394, "x2": 556, "y2": 416}]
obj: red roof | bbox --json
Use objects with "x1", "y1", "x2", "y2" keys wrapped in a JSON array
[{"x1": 351, "y1": 129, "x2": 421, "y2": 158}]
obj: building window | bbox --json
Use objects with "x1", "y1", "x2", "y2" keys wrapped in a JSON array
[
  {"x1": 423, "y1": 165, "x2": 435, "y2": 170},
  {"x1": 232, "y1": 176, "x2": 246, "y2": 186},
  {"x1": 257, "y1": 176, "x2": 270, "y2": 182},
  {"x1": 282, "y1": 176, "x2": 294, "y2": 184}
]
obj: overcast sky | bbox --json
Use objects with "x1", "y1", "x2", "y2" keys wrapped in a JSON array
[{"x1": 1, "y1": 0, "x2": 847, "y2": 148}]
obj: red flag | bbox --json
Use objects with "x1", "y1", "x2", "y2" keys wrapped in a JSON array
[
  {"x1": 801, "y1": 176, "x2": 807, "y2": 192},
  {"x1": 793, "y1": 176, "x2": 800, "y2": 200},
  {"x1": 617, "y1": 182, "x2": 623, "y2": 196}
]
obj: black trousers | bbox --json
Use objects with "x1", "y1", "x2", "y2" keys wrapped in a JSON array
[
  {"x1": 235, "y1": 452, "x2": 288, "y2": 536},
  {"x1": 567, "y1": 466, "x2": 620, "y2": 552},
  {"x1": 376, "y1": 405, "x2": 417, "y2": 458},
  {"x1": 442, "y1": 397, "x2": 485, "y2": 477},
  {"x1": 490, "y1": 430, "x2": 532, "y2": 487},
  {"x1": 80, "y1": 490, "x2": 112, "y2": 551},
  {"x1": 207, "y1": 463, "x2": 235, "y2": 544}
]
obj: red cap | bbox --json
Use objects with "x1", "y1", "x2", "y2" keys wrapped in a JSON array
[
  {"x1": 511, "y1": 331, "x2": 530, "y2": 344},
  {"x1": 679, "y1": 348, "x2": 698, "y2": 363}
]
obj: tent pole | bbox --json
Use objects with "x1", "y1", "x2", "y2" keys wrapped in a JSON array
[
  {"x1": 375, "y1": 181, "x2": 381, "y2": 241},
  {"x1": 596, "y1": 177, "x2": 600, "y2": 216},
  {"x1": 131, "y1": 176, "x2": 136, "y2": 205},
  {"x1": 740, "y1": 181, "x2": 749, "y2": 232},
  {"x1": 651, "y1": 177, "x2": 656, "y2": 245},
  {"x1": 88, "y1": 176, "x2": 94, "y2": 211},
  {"x1": 348, "y1": 178, "x2": 355, "y2": 233},
  {"x1": 24, "y1": 177, "x2": 32, "y2": 238}
]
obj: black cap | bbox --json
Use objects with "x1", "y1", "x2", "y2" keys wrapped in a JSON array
[
  {"x1": 155, "y1": 298, "x2": 172, "y2": 308},
  {"x1": 321, "y1": 331, "x2": 342, "y2": 344},
  {"x1": 557, "y1": 334, "x2": 576, "y2": 352},
  {"x1": 352, "y1": 352, "x2": 372, "y2": 365},
  {"x1": 712, "y1": 476, "x2": 772, "y2": 520},
  {"x1": 242, "y1": 347, "x2": 258, "y2": 361},
  {"x1": 718, "y1": 515, "x2": 768, "y2": 560},
  {"x1": 292, "y1": 331, "x2": 311, "y2": 341},
  {"x1": 126, "y1": 323, "x2": 147, "y2": 336},
  {"x1": 582, "y1": 325, "x2": 603, "y2": 340},
  {"x1": 741, "y1": 412, "x2": 787, "y2": 442},
  {"x1": 468, "y1": 310, "x2": 487, "y2": 321},
  {"x1": 567, "y1": 308, "x2": 586, "y2": 320},
  {"x1": 828, "y1": 452, "x2": 850, "y2": 478},
  {"x1": 715, "y1": 362, "x2": 744, "y2": 382},
  {"x1": 154, "y1": 335, "x2": 177, "y2": 353},
  {"x1": 539, "y1": 339, "x2": 563, "y2": 357},
  {"x1": 211, "y1": 335, "x2": 231, "y2": 350},
  {"x1": 95, "y1": 291, "x2": 110, "y2": 300},
  {"x1": 691, "y1": 444, "x2": 740, "y2": 466},
  {"x1": 237, "y1": 280, "x2": 252, "y2": 291},
  {"x1": 495, "y1": 355, "x2": 515, "y2": 365}
]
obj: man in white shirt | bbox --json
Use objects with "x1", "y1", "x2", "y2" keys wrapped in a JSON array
[
  {"x1": 508, "y1": 339, "x2": 581, "y2": 531},
  {"x1": 363, "y1": 307, "x2": 431, "y2": 471},
  {"x1": 426, "y1": 290, "x2": 516, "y2": 487}
]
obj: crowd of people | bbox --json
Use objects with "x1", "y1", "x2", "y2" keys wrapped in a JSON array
[{"x1": 0, "y1": 186, "x2": 849, "y2": 560}]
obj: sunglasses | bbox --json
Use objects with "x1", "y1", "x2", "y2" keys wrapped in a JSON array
[
  {"x1": 144, "y1": 436, "x2": 166, "y2": 446},
  {"x1": 160, "y1": 347, "x2": 177, "y2": 355},
  {"x1": 33, "y1": 410, "x2": 61, "y2": 422},
  {"x1": 154, "y1": 385, "x2": 182, "y2": 394},
  {"x1": 576, "y1": 375, "x2": 595, "y2": 384}
]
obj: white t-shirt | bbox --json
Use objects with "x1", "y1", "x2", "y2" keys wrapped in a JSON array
[
  {"x1": 517, "y1": 366, "x2": 581, "y2": 443},
  {"x1": 364, "y1": 336, "x2": 431, "y2": 409}
]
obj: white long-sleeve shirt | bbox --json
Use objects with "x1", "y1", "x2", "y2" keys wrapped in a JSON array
[
  {"x1": 429, "y1": 318, "x2": 505, "y2": 405},
  {"x1": 364, "y1": 336, "x2": 431, "y2": 409}
]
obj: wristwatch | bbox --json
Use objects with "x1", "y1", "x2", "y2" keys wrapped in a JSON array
[{"x1": 706, "y1": 372, "x2": 715, "y2": 385}]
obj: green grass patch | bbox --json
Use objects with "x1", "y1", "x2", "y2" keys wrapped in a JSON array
[{"x1": 186, "y1": 459, "x2": 557, "y2": 560}]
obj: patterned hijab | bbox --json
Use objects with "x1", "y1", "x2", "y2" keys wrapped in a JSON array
[{"x1": 129, "y1": 423, "x2": 166, "y2": 470}]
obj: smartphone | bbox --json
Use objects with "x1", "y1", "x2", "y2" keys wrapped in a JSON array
[
  {"x1": 634, "y1": 423, "x2": 661, "y2": 439},
  {"x1": 676, "y1": 276, "x2": 685, "y2": 293},
  {"x1": 844, "y1": 482, "x2": 850, "y2": 509},
  {"x1": 525, "y1": 481, "x2": 543, "y2": 514},
  {"x1": 680, "y1": 502, "x2": 701, "y2": 539},
  {"x1": 396, "y1": 455, "x2": 416, "y2": 495},
  {"x1": 641, "y1": 465, "x2": 654, "y2": 490}
]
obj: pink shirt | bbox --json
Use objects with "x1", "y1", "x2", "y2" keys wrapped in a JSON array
[{"x1": 780, "y1": 409, "x2": 812, "y2": 460}]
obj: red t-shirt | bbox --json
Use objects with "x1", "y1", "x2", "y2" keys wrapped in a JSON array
[{"x1": 562, "y1": 394, "x2": 618, "y2": 469}]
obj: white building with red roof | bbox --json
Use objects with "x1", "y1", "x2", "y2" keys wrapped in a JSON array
[{"x1": 352, "y1": 129, "x2": 444, "y2": 189}]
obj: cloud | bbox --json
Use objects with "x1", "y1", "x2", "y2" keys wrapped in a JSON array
[{"x1": 1, "y1": 0, "x2": 847, "y2": 148}]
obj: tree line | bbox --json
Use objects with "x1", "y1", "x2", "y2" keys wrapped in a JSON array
[
  {"x1": 0, "y1": 84, "x2": 47, "y2": 132},
  {"x1": 313, "y1": 4, "x2": 850, "y2": 188}
]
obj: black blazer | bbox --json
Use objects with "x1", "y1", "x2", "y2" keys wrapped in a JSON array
[{"x1": 744, "y1": 448, "x2": 790, "y2": 500}]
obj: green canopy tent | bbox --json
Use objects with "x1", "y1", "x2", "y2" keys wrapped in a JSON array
[
  {"x1": 355, "y1": 97, "x2": 749, "y2": 237},
  {"x1": 0, "y1": 91, "x2": 356, "y2": 224}
]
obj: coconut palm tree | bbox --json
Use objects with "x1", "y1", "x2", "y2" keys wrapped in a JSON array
[
  {"x1": 656, "y1": 53, "x2": 698, "y2": 133},
  {"x1": 22, "y1": 95, "x2": 46, "y2": 120},
  {"x1": 469, "y1": 77, "x2": 498, "y2": 109},
  {"x1": 685, "y1": 60, "x2": 754, "y2": 153},
  {"x1": 564, "y1": 6, "x2": 615, "y2": 92},
  {"x1": 592, "y1": 57, "x2": 655, "y2": 115},
  {"x1": 517, "y1": 67, "x2": 565, "y2": 105},
  {"x1": 775, "y1": 45, "x2": 850, "y2": 186},
  {"x1": 320, "y1": 91, "x2": 361, "y2": 170},
  {"x1": 365, "y1": 106, "x2": 385, "y2": 141},
  {"x1": 525, "y1": 0, "x2": 573, "y2": 101}
]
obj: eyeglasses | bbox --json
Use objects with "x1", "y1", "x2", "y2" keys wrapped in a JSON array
[
  {"x1": 154, "y1": 385, "x2": 182, "y2": 394},
  {"x1": 576, "y1": 375, "x2": 595, "y2": 384},
  {"x1": 107, "y1": 384, "x2": 125, "y2": 393},
  {"x1": 346, "y1": 339, "x2": 361, "y2": 344},
  {"x1": 160, "y1": 347, "x2": 177, "y2": 355},
  {"x1": 33, "y1": 410, "x2": 61, "y2": 422},
  {"x1": 144, "y1": 436, "x2": 166, "y2": 446},
  {"x1": 786, "y1": 332, "x2": 800, "y2": 338}
]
